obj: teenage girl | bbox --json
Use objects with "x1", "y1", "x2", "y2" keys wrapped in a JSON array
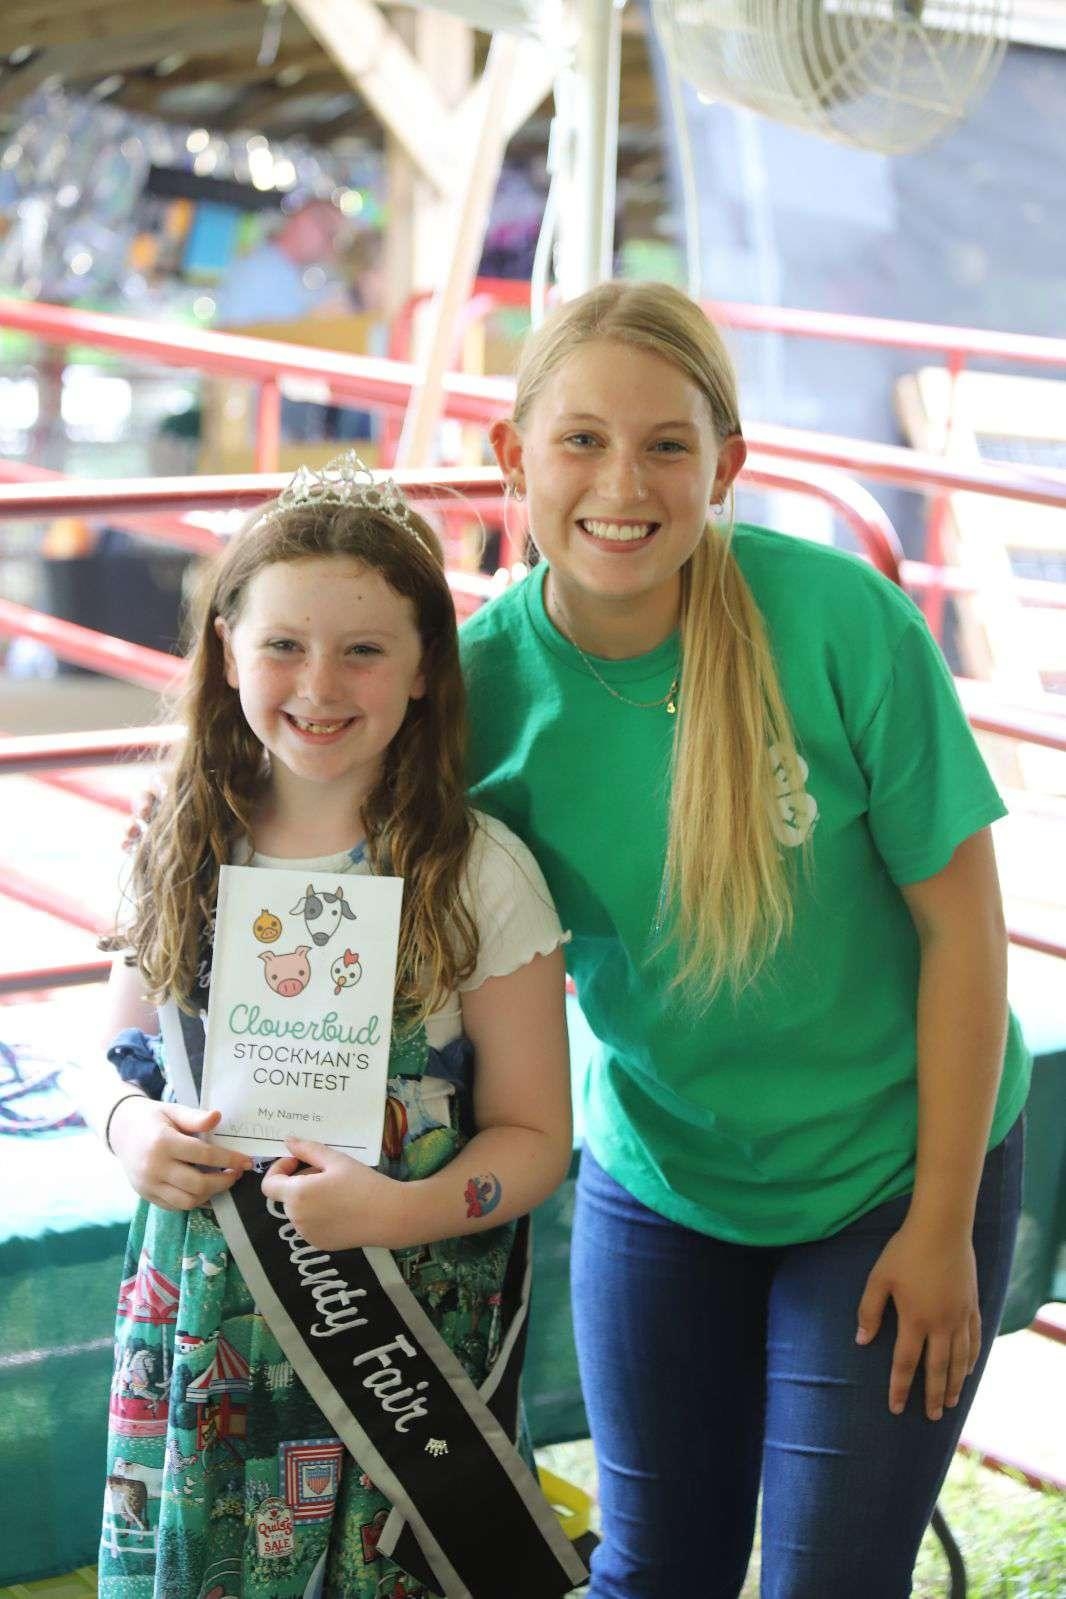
[{"x1": 461, "y1": 280, "x2": 1028, "y2": 1598}]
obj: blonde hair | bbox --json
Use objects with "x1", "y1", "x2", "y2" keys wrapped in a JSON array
[
  {"x1": 514, "y1": 280, "x2": 801, "y2": 998},
  {"x1": 108, "y1": 499, "x2": 477, "y2": 1020}
]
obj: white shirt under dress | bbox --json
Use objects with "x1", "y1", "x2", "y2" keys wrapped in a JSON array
[{"x1": 248, "y1": 810, "x2": 569, "y2": 1132}]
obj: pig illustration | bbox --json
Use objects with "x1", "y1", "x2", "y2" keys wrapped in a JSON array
[
  {"x1": 331, "y1": 948, "x2": 363, "y2": 994},
  {"x1": 259, "y1": 945, "x2": 312, "y2": 998}
]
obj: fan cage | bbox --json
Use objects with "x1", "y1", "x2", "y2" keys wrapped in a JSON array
[{"x1": 653, "y1": 0, "x2": 1014, "y2": 154}]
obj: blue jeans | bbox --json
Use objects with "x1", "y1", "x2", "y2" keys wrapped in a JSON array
[{"x1": 571, "y1": 1117, "x2": 1023, "y2": 1598}]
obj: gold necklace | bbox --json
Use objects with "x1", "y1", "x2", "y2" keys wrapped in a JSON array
[
  {"x1": 546, "y1": 578, "x2": 680, "y2": 713},
  {"x1": 572, "y1": 643, "x2": 680, "y2": 714}
]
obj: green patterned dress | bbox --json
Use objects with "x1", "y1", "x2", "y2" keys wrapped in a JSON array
[{"x1": 98, "y1": 1022, "x2": 517, "y2": 1599}]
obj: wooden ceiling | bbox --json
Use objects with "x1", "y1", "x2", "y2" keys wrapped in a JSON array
[{"x1": 0, "y1": 0, "x2": 660, "y2": 147}]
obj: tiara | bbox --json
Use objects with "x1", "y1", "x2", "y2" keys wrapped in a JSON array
[{"x1": 269, "y1": 450, "x2": 426, "y2": 544}]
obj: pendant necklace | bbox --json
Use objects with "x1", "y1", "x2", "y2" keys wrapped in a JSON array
[{"x1": 571, "y1": 643, "x2": 680, "y2": 714}]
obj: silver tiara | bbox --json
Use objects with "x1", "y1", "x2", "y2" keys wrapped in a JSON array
[{"x1": 270, "y1": 450, "x2": 426, "y2": 544}]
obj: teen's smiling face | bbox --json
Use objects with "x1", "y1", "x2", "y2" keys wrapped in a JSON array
[
  {"x1": 215, "y1": 555, "x2": 425, "y2": 807},
  {"x1": 492, "y1": 338, "x2": 745, "y2": 651}
]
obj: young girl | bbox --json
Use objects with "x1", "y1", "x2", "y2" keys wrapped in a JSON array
[
  {"x1": 81, "y1": 456, "x2": 587, "y2": 1599},
  {"x1": 461, "y1": 281, "x2": 1029, "y2": 1598}
]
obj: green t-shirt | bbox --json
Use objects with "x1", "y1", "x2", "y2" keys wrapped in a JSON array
[{"x1": 460, "y1": 526, "x2": 1031, "y2": 1245}]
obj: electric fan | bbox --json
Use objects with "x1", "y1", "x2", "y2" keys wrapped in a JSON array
[{"x1": 651, "y1": 1, "x2": 1013, "y2": 153}]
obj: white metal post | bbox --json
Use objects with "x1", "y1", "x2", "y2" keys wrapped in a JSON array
[{"x1": 554, "y1": 0, "x2": 623, "y2": 299}]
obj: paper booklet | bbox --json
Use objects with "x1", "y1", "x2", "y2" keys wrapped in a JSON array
[{"x1": 200, "y1": 863, "x2": 404, "y2": 1161}]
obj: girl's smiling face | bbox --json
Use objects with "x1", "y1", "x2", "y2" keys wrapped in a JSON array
[
  {"x1": 215, "y1": 555, "x2": 425, "y2": 807},
  {"x1": 491, "y1": 338, "x2": 745, "y2": 649}
]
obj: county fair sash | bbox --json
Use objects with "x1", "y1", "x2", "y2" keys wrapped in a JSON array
[{"x1": 160, "y1": 1000, "x2": 587, "y2": 1599}]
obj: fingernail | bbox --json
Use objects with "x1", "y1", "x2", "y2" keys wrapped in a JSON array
[
  {"x1": 930, "y1": 1408, "x2": 942, "y2": 1421},
  {"x1": 855, "y1": 1328, "x2": 870, "y2": 1345}
]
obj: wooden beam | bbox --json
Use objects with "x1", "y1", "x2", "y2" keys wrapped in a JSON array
[
  {"x1": 0, "y1": 9, "x2": 300, "y2": 91},
  {"x1": 129, "y1": 42, "x2": 326, "y2": 92},
  {"x1": 381, "y1": 10, "x2": 472, "y2": 322},
  {"x1": 289, "y1": 0, "x2": 453, "y2": 193},
  {"x1": 395, "y1": 34, "x2": 520, "y2": 467},
  {"x1": 454, "y1": 33, "x2": 556, "y2": 147},
  {"x1": 0, "y1": 0, "x2": 253, "y2": 55},
  {"x1": 2, "y1": 0, "x2": 148, "y2": 36}
]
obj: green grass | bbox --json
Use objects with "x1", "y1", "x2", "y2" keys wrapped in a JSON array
[{"x1": 535, "y1": 1440, "x2": 1066, "y2": 1598}]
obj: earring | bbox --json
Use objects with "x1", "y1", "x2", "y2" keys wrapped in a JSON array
[
  {"x1": 501, "y1": 479, "x2": 529, "y2": 566},
  {"x1": 710, "y1": 498, "x2": 725, "y2": 518}
]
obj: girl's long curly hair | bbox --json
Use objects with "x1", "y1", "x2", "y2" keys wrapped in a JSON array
[{"x1": 109, "y1": 496, "x2": 478, "y2": 1020}]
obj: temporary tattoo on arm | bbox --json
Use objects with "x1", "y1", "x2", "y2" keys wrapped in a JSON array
[{"x1": 464, "y1": 1172, "x2": 502, "y2": 1219}]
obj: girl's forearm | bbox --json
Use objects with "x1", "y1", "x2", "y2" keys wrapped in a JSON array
[
  {"x1": 384, "y1": 1124, "x2": 573, "y2": 1250},
  {"x1": 905, "y1": 919, "x2": 1008, "y2": 1238},
  {"x1": 73, "y1": 1057, "x2": 148, "y2": 1145}
]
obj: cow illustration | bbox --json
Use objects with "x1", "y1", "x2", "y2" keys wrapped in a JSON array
[
  {"x1": 259, "y1": 946, "x2": 312, "y2": 998},
  {"x1": 105, "y1": 1473, "x2": 149, "y2": 1530},
  {"x1": 331, "y1": 948, "x2": 363, "y2": 994},
  {"x1": 290, "y1": 883, "x2": 357, "y2": 948},
  {"x1": 112, "y1": 1458, "x2": 165, "y2": 1497}
]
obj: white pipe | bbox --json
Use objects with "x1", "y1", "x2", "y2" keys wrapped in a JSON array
[{"x1": 555, "y1": 0, "x2": 623, "y2": 298}]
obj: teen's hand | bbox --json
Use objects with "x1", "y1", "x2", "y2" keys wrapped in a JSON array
[
  {"x1": 855, "y1": 1218, "x2": 981, "y2": 1421},
  {"x1": 108, "y1": 1099, "x2": 253, "y2": 1210},
  {"x1": 261, "y1": 1138, "x2": 408, "y2": 1252}
]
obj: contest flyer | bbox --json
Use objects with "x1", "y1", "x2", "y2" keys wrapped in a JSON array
[{"x1": 200, "y1": 864, "x2": 403, "y2": 1161}]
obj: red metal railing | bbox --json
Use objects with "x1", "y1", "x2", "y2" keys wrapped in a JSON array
[
  {"x1": 4, "y1": 293, "x2": 1065, "y2": 616},
  {"x1": 4, "y1": 293, "x2": 1066, "y2": 496},
  {"x1": 1, "y1": 462, "x2": 1062, "y2": 996},
  {"x1": 5, "y1": 293, "x2": 1064, "y2": 645},
  {"x1": 4, "y1": 688, "x2": 1063, "y2": 993},
  {"x1": 1, "y1": 297, "x2": 1062, "y2": 993},
  {"x1": 399, "y1": 277, "x2": 1066, "y2": 369},
  {"x1": 0, "y1": 296, "x2": 510, "y2": 430}
]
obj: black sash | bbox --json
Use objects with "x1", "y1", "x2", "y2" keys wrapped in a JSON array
[{"x1": 161, "y1": 1000, "x2": 587, "y2": 1599}]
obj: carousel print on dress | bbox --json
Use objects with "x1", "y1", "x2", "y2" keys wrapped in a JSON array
[{"x1": 98, "y1": 1020, "x2": 517, "y2": 1598}]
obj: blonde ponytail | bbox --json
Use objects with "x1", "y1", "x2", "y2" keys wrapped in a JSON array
[{"x1": 667, "y1": 523, "x2": 801, "y2": 1000}]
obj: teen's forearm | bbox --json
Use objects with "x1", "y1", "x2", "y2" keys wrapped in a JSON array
[
  {"x1": 905, "y1": 919, "x2": 1008, "y2": 1238},
  {"x1": 386, "y1": 1124, "x2": 572, "y2": 1249}
]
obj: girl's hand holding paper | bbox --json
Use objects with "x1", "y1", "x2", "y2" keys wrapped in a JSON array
[{"x1": 262, "y1": 1137, "x2": 408, "y2": 1251}]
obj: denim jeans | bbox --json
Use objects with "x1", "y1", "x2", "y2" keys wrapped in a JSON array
[{"x1": 571, "y1": 1116, "x2": 1023, "y2": 1598}]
